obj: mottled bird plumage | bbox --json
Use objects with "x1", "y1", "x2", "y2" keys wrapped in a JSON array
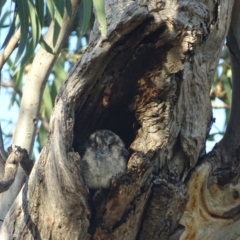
[{"x1": 81, "y1": 130, "x2": 128, "y2": 189}]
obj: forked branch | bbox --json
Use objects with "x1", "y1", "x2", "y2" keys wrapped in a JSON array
[{"x1": 0, "y1": 146, "x2": 29, "y2": 193}]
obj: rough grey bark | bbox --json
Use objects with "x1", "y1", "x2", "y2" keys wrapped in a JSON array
[
  {"x1": 180, "y1": 1, "x2": 240, "y2": 239},
  {"x1": 0, "y1": 0, "x2": 236, "y2": 239}
]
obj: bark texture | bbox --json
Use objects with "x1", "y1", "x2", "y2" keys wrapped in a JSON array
[
  {"x1": 180, "y1": 0, "x2": 240, "y2": 239},
  {"x1": 0, "y1": 0, "x2": 235, "y2": 239}
]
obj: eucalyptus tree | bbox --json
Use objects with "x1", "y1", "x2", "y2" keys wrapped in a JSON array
[{"x1": 0, "y1": 0, "x2": 239, "y2": 239}]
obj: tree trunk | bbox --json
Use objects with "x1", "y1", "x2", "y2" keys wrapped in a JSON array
[{"x1": 0, "y1": 0, "x2": 237, "y2": 239}]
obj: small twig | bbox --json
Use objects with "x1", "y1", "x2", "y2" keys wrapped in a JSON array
[
  {"x1": 211, "y1": 102, "x2": 230, "y2": 109},
  {"x1": 0, "y1": 81, "x2": 22, "y2": 97},
  {"x1": 0, "y1": 28, "x2": 21, "y2": 70}
]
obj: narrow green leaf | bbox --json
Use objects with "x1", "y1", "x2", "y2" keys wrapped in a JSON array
[
  {"x1": 54, "y1": 0, "x2": 64, "y2": 18},
  {"x1": 0, "y1": 0, "x2": 7, "y2": 17},
  {"x1": 17, "y1": 39, "x2": 34, "y2": 73},
  {"x1": 51, "y1": 5, "x2": 63, "y2": 47},
  {"x1": 35, "y1": 0, "x2": 45, "y2": 27},
  {"x1": 54, "y1": 8, "x2": 63, "y2": 26},
  {"x1": 15, "y1": 0, "x2": 30, "y2": 64},
  {"x1": 46, "y1": 0, "x2": 55, "y2": 20},
  {"x1": 15, "y1": 64, "x2": 24, "y2": 90},
  {"x1": 43, "y1": 83, "x2": 53, "y2": 120},
  {"x1": 39, "y1": 37, "x2": 54, "y2": 54},
  {"x1": 53, "y1": 19, "x2": 61, "y2": 47},
  {"x1": 52, "y1": 55, "x2": 67, "y2": 89},
  {"x1": 93, "y1": 0, "x2": 107, "y2": 36},
  {"x1": 1, "y1": 7, "x2": 18, "y2": 49},
  {"x1": 28, "y1": 1, "x2": 41, "y2": 50},
  {"x1": 65, "y1": 0, "x2": 72, "y2": 18},
  {"x1": 0, "y1": 10, "x2": 13, "y2": 27},
  {"x1": 1, "y1": 17, "x2": 16, "y2": 49},
  {"x1": 80, "y1": 0, "x2": 92, "y2": 35},
  {"x1": 50, "y1": 81, "x2": 58, "y2": 104}
]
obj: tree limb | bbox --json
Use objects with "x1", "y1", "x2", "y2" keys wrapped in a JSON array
[
  {"x1": 0, "y1": 146, "x2": 29, "y2": 193},
  {"x1": 0, "y1": 28, "x2": 21, "y2": 70},
  {"x1": 0, "y1": 0, "x2": 235, "y2": 239}
]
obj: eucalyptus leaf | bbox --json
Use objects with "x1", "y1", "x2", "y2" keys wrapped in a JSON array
[
  {"x1": 0, "y1": 0, "x2": 7, "y2": 17},
  {"x1": 80, "y1": 0, "x2": 92, "y2": 36},
  {"x1": 65, "y1": 0, "x2": 72, "y2": 18},
  {"x1": 54, "y1": 0, "x2": 65, "y2": 17},
  {"x1": 39, "y1": 37, "x2": 54, "y2": 54},
  {"x1": 43, "y1": 83, "x2": 53, "y2": 120},
  {"x1": 93, "y1": 0, "x2": 107, "y2": 37},
  {"x1": 35, "y1": 0, "x2": 45, "y2": 27},
  {"x1": 15, "y1": 0, "x2": 30, "y2": 64},
  {"x1": 1, "y1": 12, "x2": 17, "y2": 49},
  {"x1": 46, "y1": 0, "x2": 55, "y2": 20},
  {"x1": 28, "y1": 1, "x2": 41, "y2": 49}
]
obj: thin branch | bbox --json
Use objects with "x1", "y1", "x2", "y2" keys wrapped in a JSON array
[
  {"x1": 0, "y1": 28, "x2": 21, "y2": 70},
  {"x1": 211, "y1": 102, "x2": 230, "y2": 109},
  {"x1": 0, "y1": 81, "x2": 22, "y2": 97}
]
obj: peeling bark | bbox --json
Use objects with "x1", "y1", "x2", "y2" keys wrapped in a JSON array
[{"x1": 0, "y1": 0, "x2": 236, "y2": 239}]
